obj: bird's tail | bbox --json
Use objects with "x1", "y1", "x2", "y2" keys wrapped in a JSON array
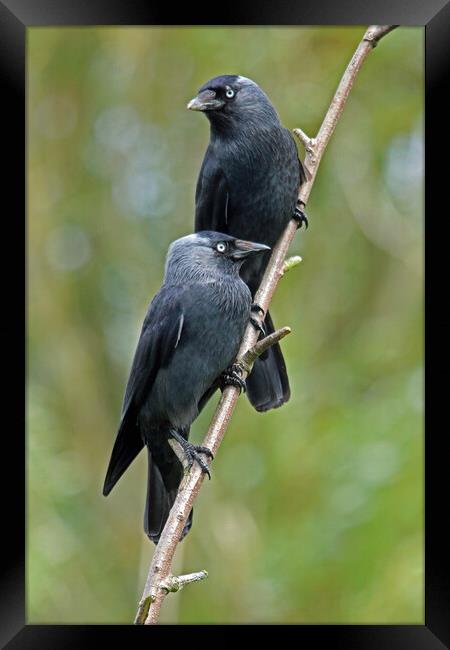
[
  {"x1": 245, "y1": 310, "x2": 291, "y2": 412},
  {"x1": 145, "y1": 434, "x2": 193, "y2": 544},
  {"x1": 103, "y1": 408, "x2": 144, "y2": 497}
]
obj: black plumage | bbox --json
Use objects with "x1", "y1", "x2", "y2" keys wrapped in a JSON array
[
  {"x1": 188, "y1": 74, "x2": 306, "y2": 412},
  {"x1": 103, "y1": 232, "x2": 269, "y2": 543}
]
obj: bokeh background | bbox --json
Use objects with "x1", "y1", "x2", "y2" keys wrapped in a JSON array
[{"x1": 27, "y1": 26, "x2": 424, "y2": 624}]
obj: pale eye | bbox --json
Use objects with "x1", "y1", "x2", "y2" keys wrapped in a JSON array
[
  {"x1": 216, "y1": 242, "x2": 227, "y2": 253},
  {"x1": 225, "y1": 87, "x2": 235, "y2": 98}
]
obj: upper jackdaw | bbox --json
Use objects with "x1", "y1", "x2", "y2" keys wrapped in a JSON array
[{"x1": 188, "y1": 74, "x2": 306, "y2": 412}]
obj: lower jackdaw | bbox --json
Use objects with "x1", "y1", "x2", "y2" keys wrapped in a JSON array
[{"x1": 103, "y1": 231, "x2": 270, "y2": 543}]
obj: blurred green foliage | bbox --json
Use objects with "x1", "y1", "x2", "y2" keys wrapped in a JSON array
[{"x1": 27, "y1": 26, "x2": 423, "y2": 624}]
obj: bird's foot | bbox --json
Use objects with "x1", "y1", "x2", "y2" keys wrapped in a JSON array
[
  {"x1": 169, "y1": 430, "x2": 214, "y2": 479},
  {"x1": 293, "y1": 202, "x2": 309, "y2": 229},
  {"x1": 250, "y1": 314, "x2": 266, "y2": 337},
  {"x1": 251, "y1": 302, "x2": 265, "y2": 318},
  {"x1": 250, "y1": 302, "x2": 266, "y2": 338},
  {"x1": 220, "y1": 364, "x2": 246, "y2": 394}
]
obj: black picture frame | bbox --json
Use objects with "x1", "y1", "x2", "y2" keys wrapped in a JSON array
[{"x1": 4, "y1": 0, "x2": 448, "y2": 646}]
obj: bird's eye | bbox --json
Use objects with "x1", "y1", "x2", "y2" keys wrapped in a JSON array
[
  {"x1": 225, "y1": 87, "x2": 235, "y2": 98},
  {"x1": 216, "y1": 242, "x2": 227, "y2": 253}
]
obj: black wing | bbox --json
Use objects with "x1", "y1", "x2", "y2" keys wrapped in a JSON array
[
  {"x1": 195, "y1": 146, "x2": 230, "y2": 233},
  {"x1": 103, "y1": 286, "x2": 185, "y2": 496}
]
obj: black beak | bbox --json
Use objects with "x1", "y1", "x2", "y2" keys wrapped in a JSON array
[
  {"x1": 187, "y1": 89, "x2": 225, "y2": 112},
  {"x1": 231, "y1": 239, "x2": 271, "y2": 260}
]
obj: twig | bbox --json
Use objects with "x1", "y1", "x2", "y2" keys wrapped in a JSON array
[
  {"x1": 160, "y1": 570, "x2": 209, "y2": 593},
  {"x1": 283, "y1": 255, "x2": 302, "y2": 274},
  {"x1": 135, "y1": 24, "x2": 397, "y2": 625}
]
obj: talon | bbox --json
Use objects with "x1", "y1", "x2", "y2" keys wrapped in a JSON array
[
  {"x1": 220, "y1": 364, "x2": 247, "y2": 394},
  {"x1": 250, "y1": 316, "x2": 266, "y2": 337},
  {"x1": 169, "y1": 430, "x2": 213, "y2": 478},
  {"x1": 294, "y1": 203, "x2": 309, "y2": 229},
  {"x1": 193, "y1": 453, "x2": 211, "y2": 479},
  {"x1": 195, "y1": 445, "x2": 214, "y2": 460},
  {"x1": 186, "y1": 446, "x2": 211, "y2": 479}
]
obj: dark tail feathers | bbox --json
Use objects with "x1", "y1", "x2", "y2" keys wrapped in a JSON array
[
  {"x1": 245, "y1": 310, "x2": 291, "y2": 412},
  {"x1": 145, "y1": 442, "x2": 193, "y2": 545}
]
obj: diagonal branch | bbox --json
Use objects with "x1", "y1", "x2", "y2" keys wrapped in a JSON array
[
  {"x1": 294, "y1": 25, "x2": 398, "y2": 205},
  {"x1": 135, "y1": 24, "x2": 397, "y2": 625}
]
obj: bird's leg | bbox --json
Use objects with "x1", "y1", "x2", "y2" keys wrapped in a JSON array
[
  {"x1": 293, "y1": 201, "x2": 309, "y2": 229},
  {"x1": 219, "y1": 363, "x2": 246, "y2": 394},
  {"x1": 169, "y1": 429, "x2": 214, "y2": 479}
]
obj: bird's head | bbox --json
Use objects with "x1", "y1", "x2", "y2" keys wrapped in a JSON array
[
  {"x1": 165, "y1": 231, "x2": 270, "y2": 283},
  {"x1": 187, "y1": 75, "x2": 279, "y2": 131}
]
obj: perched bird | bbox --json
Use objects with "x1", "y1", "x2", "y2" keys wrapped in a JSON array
[
  {"x1": 103, "y1": 231, "x2": 270, "y2": 543},
  {"x1": 188, "y1": 74, "x2": 306, "y2": 412}
]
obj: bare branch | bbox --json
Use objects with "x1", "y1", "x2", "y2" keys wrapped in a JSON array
[
  {"x1": 161, "y1": 570, "x2": 209, "y2": 593},
  {"x1": 135, "y1": 24, "x2": 397, "y2": 625},
  {"x1": 238, "y1": 326, "x2": 291, "y2": 375},
  {"x1": 293, "y1": 128, "x2": 315, "y2": 152}
]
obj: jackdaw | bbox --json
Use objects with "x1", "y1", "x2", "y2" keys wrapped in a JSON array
[
  {"x1": 188, "y1": 74, "x2": 306, "y2": 412},
  {"x1": 103, "y1": 231, "x2": 270, "y2": 543}
]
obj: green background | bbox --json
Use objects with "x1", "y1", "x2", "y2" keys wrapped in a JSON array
[{"x1": 27, "y1": 26, "x2": 423, "y2": 624}]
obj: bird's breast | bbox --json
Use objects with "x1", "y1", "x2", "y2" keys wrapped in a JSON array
[
  {"x1": 221, "y1": 149, "x2": 299, "y2": 246},
  {"x1": 144, "y1": 281, "x2": 250, "y2": 429}
]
